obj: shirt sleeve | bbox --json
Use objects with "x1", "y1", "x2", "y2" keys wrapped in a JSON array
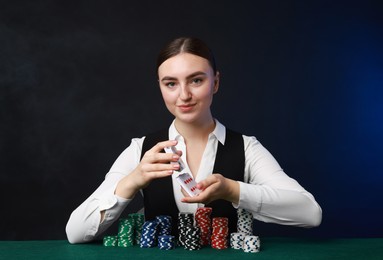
[
  {"x1": 237, "y1": 135, "x2": 322, "y2": 227},
  {"x1": 65, "y1": 137, "x2": 144, "y2": 244}
]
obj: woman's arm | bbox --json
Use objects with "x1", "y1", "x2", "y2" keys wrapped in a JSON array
[
  {"x1": 182, "y1": 135, "x2": 322, "y2": 227},
  {"x1": 239, "y1": 135, "x2": 322, "y2": 227},
  {"x1": 65, "y1": 138, "x2": 143, "y2": 244},
  {"x1": 65, "y1": 137, "x2": 182, "y2": 244}
]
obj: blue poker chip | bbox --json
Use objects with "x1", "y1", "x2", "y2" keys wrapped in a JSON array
[
  {"x1": 158, "y1": 235, "x2": 176, "y2": 250},
  {"x1": 140, "y1": 220, "x2": 159, "y2": 248}
]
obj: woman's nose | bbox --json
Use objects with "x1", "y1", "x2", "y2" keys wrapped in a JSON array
[{"x1": 179, "y1": 84, "x2": 192, "y2": 100}]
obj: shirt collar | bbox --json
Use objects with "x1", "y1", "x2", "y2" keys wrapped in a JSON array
[{"x1": 168, "y1": 119, "x2": 226, "y2": 145}]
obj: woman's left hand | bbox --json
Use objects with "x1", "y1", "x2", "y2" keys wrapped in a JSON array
[{"x1": 181, "y1": 174, "x2": 240, "y2": 205}]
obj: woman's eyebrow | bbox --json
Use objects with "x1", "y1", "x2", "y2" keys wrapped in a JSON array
[
  {"x1": 161, "y1": 76, "x2": 177, "y2": 82},
  {"x1": 186, "y1": 71, "x2": 207, "y2": 79},
  {"x1": 161, "y1": 71, "x2": 207, "y2": 82}
]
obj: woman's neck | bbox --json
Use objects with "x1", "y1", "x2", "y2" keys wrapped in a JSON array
[{"x1": 174, "y1": 116, "x2": 216, "y2": 142}]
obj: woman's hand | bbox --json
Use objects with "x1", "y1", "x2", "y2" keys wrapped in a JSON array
[
  {"x1": 115, "y1": 140, "x2": 181, "y2": 199},
  {"x1": 181, "y1": 174, "x2": 240, "y2": 205}
]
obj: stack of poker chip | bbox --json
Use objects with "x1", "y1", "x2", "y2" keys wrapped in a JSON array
[
  {"x1": 210, "y1": 217, "x2": 229, "y2": 249},
  {"x1": 117, "y1": 218, "x2": 135, "y2": 247},
  {"x1": 103, "y1": 213, "x2": 145, "y2": 247},
  {"x1": 140, "y1": 215, "x2": 175, "y2": 249},
  {"x1": 242, "y1": 235, "x2": 260, "y2": 253},
  {"x1": 236, "y1": 208, "x2": 253, "y2": 235},
  {"x1": 155, "y1": 215, "x2": 172, "y2": 236},
  {"x1": 103, "y1": 235, "x2": 118, "y2": 247},
  {"x1": 131, "y1": 213, "x2": 145, "y2": 245},
  {"x1": 139, "y1": 220, "x2": 159, "y2": 248},
  {"x1": 195, "y1": 207, "x2": 212, "y2": 245},
  {"x1": 177, "y1": 212, "x2": 194, "y2": 246},
  {"x1": 183, "y1": 225, "x2": 201, "y2": 250},
  {"x1": 230, "y1": 208, "x2": 261, "y2": 253}
]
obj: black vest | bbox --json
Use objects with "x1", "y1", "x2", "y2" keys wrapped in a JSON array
[{"x1": 141, "y1": 128, "x2": 244, "y2": 235}]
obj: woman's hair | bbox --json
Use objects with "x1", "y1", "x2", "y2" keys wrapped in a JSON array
[{"x1": 157, "y1": 37, "x2": 217, "y2": 74}]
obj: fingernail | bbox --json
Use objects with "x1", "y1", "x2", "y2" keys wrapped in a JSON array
[
  {"x1": 172, "y1": 155, "x2": 179, "y2": 160},
  {"x1": 173, "y1": 164, "x2": 179, "y2": 169}
]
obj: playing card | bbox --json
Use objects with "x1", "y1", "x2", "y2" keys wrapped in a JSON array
[{"x1": 176, "y1": 172, "x2": 201, "y2": 197}]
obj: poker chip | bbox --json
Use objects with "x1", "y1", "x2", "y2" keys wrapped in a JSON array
[
  {"x1": 211, "y1": 217, "x2": 229, "y2": 250},
  {"x1": 237, "y1": 208, "x2": 253, "y2": 235},
  {"x1": 103, "y1": 213, "x2": 144, "y2": 247},
  {"x1": 158, "y1": 235, "x2": 176, "y2": 250},
  {"x1": 242, "y1": 235, "x2": 260, "y2": 253},
  {"x1": 118, "y1": 237, "x2": 134, "y2": 247},
  {"x1": 230, "y1": 232, "x2": 245, "y2": 249},
  {"x1": 102, "y1": 209, "x2": 261, "y2": 254},
  {"x1": 130, "y1": 213, "x2": 145, "y2": 245},
  {"x1": 177, "y1": 212, "x2": 201, "y2": 250},
  {"x1": 155, "y1": 215, "x2": 172, "y2": 236},
  {"x1": 195, "y1": 207, "x2": 212, "y2": 245},
  {"x1": 177, "y1": 212, "x2": 194, "y2": 246},
  {"x1": 140, "y1": 216, "x2": 174, "y2": 249},
  {"x1": 117, "y1": 218, "x2": 135, "y2": 247},
  {"x1": 103, "y1": 235, "x2": 118, "y2": 247},
  {"x1": 183, "y1": 225, "x2": 201, "y2": 250},
  {"x1": 140, "y1": 220, "x2": 158, "y2": 248}
]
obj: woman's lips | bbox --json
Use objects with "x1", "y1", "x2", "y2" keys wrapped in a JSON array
[{"x1": 178, "y1": 104, "x2": 195, "y2": 112}]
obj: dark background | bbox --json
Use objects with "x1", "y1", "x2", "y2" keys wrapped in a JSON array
[{"x1": 1, "y1": 0, "x2": 382, "y2": 240}]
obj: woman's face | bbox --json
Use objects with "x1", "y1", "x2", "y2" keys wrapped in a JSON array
[{"x1": 158, "y1": 53, "x2": 219, "y2": 125}]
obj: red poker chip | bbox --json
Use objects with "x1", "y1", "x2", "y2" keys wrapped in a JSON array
[
  {"x1": 211, "y1": 241, "x2": 228, "y2": 249},
  {"x1": 213, "y1": 227, "x2": 228, "y2": 232},
  {"x1": 212, "y1": 233, "x2": 228, "y2": 238},
  {"x1": 212, "y1": 217, "x2": 228, "y2": 223},
  {"x1": 212, "y1": 221, "x2": 227, "y2": 225},
  {"x1": 195, "y1": 207, "x2": 212, "y2": 245}
]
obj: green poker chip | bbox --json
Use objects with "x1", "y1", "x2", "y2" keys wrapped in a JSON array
[
  {"x1": 103, "y1": 236, "x2": 118, "y2": 247},
  {"x1": 118, "y1": 237, "x2": 134, "y2": 247},
  {"x1": 104, "y1": 213, "x2": 145, "y2": 248}
]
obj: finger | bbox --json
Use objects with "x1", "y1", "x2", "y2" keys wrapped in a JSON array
[
  {"x1": 196, "y1": 175, "x2": 218, "y2": 190},
  {"x1": 151, "y1": 152, "x2": 180, "y2": 163},
  {"x1": 181, "y1": 191, "x2": 208, "y2": 204},
  {"x1": 148, "y1": 170, "x2": 174, "y2": 180},
  {"x1": 151, "y1": 140, "x2": 178, "y2": 153},
  {"x1": 141, "y1": 149, "x2": 180, "y2": 167},
  {"x1": 142, "y1": 162, "x2": 180, "y2": 173},
  {"x1": 181, "y1": 195, "x2": 200, "y2": 203}
]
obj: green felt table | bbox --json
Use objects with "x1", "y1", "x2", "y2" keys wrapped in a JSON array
[{"x1": 0, "y1": 238, "x2": 382, "y2": 260}]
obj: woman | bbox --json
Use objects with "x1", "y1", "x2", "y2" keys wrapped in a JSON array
[{"x1": 66, "y1": 37, "x2": 322, "y2": 244}]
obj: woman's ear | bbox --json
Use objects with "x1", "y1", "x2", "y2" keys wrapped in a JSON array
[{"x1": 213, "y1": 71, "x2": 220, "y2": 94}]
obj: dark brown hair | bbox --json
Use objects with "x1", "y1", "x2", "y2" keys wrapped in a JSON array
[{"x1": 157, "y1": 37, "x2": 217, "y2": 74}]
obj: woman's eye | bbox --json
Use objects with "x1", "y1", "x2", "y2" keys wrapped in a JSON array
[
  {"x1": 165, "y1": 82, "x2": 176, "y2": 88},
  {"x1": 191, "y1": 78, "x2": 203, "y2": 85}
]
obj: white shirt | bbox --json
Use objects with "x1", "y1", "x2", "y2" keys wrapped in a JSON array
[{"x1": 66, "y1": 120, "x2": 322, "y2": 244}]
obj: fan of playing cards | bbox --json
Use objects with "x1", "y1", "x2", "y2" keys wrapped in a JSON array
[{"x1": 164, "y1": 146, "x2": 201, "y2": 197}]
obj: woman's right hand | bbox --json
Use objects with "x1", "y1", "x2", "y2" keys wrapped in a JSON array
[{"x1": 115, "y1": 140, "x2": 181, "y2": 199}]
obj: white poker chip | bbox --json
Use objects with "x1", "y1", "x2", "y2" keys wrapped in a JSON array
[
  {"x1": 242, "y1": 235, "x2": 260, "y2": 253},
  {"x1": 230, "y1": 232, "x2": 245, "y2": 249},
  {"x1": 237, "y1": 208, "x2": 253, "y2": 235}
]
